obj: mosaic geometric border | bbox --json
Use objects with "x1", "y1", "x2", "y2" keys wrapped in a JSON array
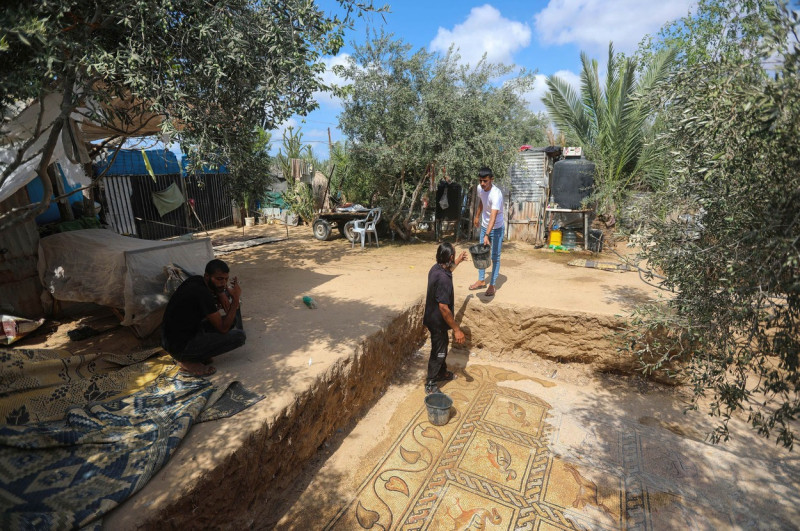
[{"x1": 325, "y1": 365, "x2": 628, "y2": 530}]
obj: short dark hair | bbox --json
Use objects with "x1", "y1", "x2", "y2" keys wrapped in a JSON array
[
  {"x1": 478, "y1": 167, "x2": 494, "y2": 179},
  {"x1": 436, "y1": 242, "x2": 455, "y2": 265},
  {"x1": 205, "y1": 259, "x2": 229, "y2": 275}
]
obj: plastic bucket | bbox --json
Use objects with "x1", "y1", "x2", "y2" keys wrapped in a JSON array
[
  {"x1": 588, "y1": 229, "x2": 604, "y2": 253},
  {"x1": 469, "y1": 244, "x2": 491, "y2": 269},
  {"x1": 425, "y1": 392, "x2": 453, "y2": 426},
  {"x1": 549, "y1": 229, "x2": 562, "y2": 247}
]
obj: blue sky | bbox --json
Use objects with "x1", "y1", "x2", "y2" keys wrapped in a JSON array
[{"x1": 273, "y1": 0, "x2": 697, "y2": 158}]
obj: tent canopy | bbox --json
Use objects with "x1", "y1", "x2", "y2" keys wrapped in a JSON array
[{"x1": 1, "y1": 91, "x2": 170, "y2": 204}]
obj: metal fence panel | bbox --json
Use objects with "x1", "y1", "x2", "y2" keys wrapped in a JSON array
[{"x1": 102, "y1": 173, "x2": 233, "y2": 240}]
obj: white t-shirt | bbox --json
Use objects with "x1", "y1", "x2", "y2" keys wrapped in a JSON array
[{"x1": 477, "y1": 184, "x2": 504, "y2": 229}]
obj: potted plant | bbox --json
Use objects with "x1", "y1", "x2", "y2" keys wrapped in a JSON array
[{"x1": 229, "y1": 127, "x2": 274, "y2": 227}]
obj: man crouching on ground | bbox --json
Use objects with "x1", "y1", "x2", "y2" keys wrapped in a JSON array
[
  {"x1": 423, "y1": 242, "x2": 468, "y2": 395},
  {"x1": 161, "y1": 259, "x2": 247, "y2": 376}
]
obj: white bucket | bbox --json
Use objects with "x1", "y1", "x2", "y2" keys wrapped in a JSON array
[{"x1": 244, "y1": 217, "x2": 255, "y2": 227}]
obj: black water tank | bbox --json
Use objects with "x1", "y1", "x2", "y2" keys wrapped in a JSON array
[{"x1": 551, "y1": 159, "x2": 595, "y2": 209}]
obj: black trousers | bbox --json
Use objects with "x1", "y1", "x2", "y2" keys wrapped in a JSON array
[
  {"x1": 427, "y1": 326, "x2": 450, "y2": 384},
  {"x1": 163, "y1": 309, "x2": 246, "y2": 362}
]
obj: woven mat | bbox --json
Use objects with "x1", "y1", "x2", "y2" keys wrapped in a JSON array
[
  {"x1": 567, "y1": 258, "x2": 632, "y2": 273},
  {"x1": 0, "y1": 347, "x2": 264, "y2": 529}
]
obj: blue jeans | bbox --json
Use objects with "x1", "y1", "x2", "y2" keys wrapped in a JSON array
[{"x1": 478, "y1": 226, "x2": 504, "y2": 285}]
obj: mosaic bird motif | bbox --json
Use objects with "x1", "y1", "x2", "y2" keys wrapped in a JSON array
[
  {"x1": 563, "y1": 462, "x2": 616, "y2": 519},
  {"x1": 445, "y1": 497, "x2": 502, "y2": 530},
  {"x1": 504, "y1": 401, "x2": 531, "y2": 427},
  {"x1": 486, "y1": 439, "x2": 517, "y2": 481}
]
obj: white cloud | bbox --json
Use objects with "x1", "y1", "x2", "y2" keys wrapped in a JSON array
[
  {"x1": 551, "y1": 69, "x2": 581, "y2": 90},
  {"x1": 534, "y1": 0, "x2": 695, "y2": 54},
  {"x1": 313, "y1": 53, "x2": 352, "y2": 107},
  {"x1": 429, "y1": 4, "x2": 531, "y2": 65},
  {"x1": 521, "y1": 74, "x2": 550, "y2": 114},
  {"x1": 522, "y1": 70, "x2": 581, "y2": 114}
]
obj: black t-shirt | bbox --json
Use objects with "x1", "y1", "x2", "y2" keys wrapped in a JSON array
[
  {"x1": 423, "y1": 263, "x2": 454, "y2": 330},
  {"x1": 162, "y1": 275, "x2": 218, "y2": 353}
]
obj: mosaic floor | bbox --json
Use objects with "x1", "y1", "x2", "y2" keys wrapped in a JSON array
[{"x1": 319, "y1": 364, "x2": 798, "y2": 530}]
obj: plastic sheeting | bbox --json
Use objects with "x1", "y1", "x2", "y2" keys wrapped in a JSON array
[{"x1": 38, "y1": 229, "x2": 213, "y2": 337}]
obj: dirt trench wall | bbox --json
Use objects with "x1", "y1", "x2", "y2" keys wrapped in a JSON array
[
  {"x1": 458, "y1": 304, "x2": 639, "y2": 374},
  {"x1": 142, "y1": 302, "x2": 652, "y2": 530},
  {"x1": 144, "y1": 302, "x2": 428, "y2": 530}
]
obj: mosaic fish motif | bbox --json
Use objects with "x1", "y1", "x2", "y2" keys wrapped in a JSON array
[
  {"x1": 445, "y1": 498, "x2": 502, "y2": 530},
  {"x1": 486, "y1": 439, "x2": 517, "y2": 481}
]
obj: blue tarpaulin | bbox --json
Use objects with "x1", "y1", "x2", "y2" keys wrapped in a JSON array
[
  {"x1": 180, "y1": 157, "x2": 229, "y2": 174},
  {"x1": 94, "y1": 149, "x2": 180, "y2": 176}
]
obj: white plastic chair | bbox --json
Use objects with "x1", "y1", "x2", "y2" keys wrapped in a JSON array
[{"x1": 352, "y1": 208, "x2": 381, "y2": 248}]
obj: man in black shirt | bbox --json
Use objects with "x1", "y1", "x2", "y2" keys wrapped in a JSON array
[
  {"x1": 423, "y1": 242, "x2": 468, "y2": 394},
  {"x1": 161, "y1": 259, "x2": 246, "y2": 376}
]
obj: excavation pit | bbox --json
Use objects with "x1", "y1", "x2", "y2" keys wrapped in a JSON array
[
  {"x1": 269, "y1": 305, "x2": 800, "y2": 530},
  {"x1": 100, "y1": 224, "x2": 796, "y2": 530}
]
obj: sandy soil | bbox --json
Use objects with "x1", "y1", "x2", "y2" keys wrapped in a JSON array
[
  {"x1": 25, "y1": 221, "x2": 652, "y2": 361},
  {"x1": 14, "y1": 222, "x2": 669, "y2": 528}
]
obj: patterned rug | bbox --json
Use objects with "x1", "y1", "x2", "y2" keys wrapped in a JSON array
[
  {"x1": 0, "y1": 347, "x2": 173, "y2": 425},
  {"x1": 213, "y1": 236, "x2": 286, "y2": 256},
  {"x1": 0, "y1": 347, "x2": 264, "y2": 530}
]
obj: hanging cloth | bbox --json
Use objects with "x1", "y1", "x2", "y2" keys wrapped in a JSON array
[
  {"x1": 151, "y1": 182, "x2": 185, "y2": 217},
  {"x1": 141, "y1": 150, "x2": 157, "y2": 182}
]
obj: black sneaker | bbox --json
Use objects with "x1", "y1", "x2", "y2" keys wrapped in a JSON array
[{"x1": 425, "y1": 382, "x2": 441, "y2": 395}]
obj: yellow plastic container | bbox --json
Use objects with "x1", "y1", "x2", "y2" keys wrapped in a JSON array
[{"x1": 549, "y1": 229, "x2": 562, "y2": 247}]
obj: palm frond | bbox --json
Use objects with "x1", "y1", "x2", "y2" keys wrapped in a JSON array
[
  {"x1": 580, "y1": 51, "x2": 603, "y2": 138},
  {"x1": 542, "y1": 75, "x2": 593, "y2": 146},
  {"x1": 637, "y1": 46, "x2": 679, "y2": 97}
]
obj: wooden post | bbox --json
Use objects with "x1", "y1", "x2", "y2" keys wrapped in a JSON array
[{"x1": 47, "y1": 164, "x2": 74, "y2": 221}]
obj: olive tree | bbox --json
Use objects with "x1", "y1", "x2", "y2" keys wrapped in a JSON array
[
  {"x1": 0, "y1": 0, "x2": 382, "y2": 229},
  {"x1": 336, "y1": 31, "x2": 545, "y2": 239},
  {"x1": 626, "y1": 1, "x2": 800, "y2": 448}
]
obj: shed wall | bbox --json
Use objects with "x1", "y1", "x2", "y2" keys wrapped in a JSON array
[{"x1": 507, "y1": 150, "x2": 548, "y2": 242}]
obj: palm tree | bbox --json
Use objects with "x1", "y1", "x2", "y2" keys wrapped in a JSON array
[{"x1": 542, "y1": 43, "x2": 677, "y2": 218}]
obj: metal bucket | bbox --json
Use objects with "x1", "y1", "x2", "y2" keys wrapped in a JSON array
[
  {"x1": 424, "y1": 392, "x2": 453, "y2": 426},
  {"x1": 469, "y1": 244, "x2": 491, "y2": 269}
]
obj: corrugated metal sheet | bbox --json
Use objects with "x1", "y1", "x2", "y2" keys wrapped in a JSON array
[
  {"x1": 0, "y1": 187, "x2": 44, "y2": 317},
  {"x1": 509, "y1": 150, "x2": 547, "y2": 205},
  {"x1": 505, "y1": 150, "x2": 548, "y2": 242},
  {"x1": 95, "y1": 149, "x2": 181, "y2": 176}
]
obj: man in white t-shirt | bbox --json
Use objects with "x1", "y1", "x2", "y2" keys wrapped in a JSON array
[{"x1": 469, "y1": 167, "x2": 504, "y2": 297}]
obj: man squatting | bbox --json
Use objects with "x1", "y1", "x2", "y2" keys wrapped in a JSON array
[{"x1": 161, "y1": 259, "x2": 247, "y2": 376}]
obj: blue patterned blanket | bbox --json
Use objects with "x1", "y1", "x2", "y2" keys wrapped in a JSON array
[{"x1": 0, "y1": 369, "x2": 262, "y2": 529}]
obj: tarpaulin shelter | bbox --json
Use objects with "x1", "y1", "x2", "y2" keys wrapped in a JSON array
[
  {"x1": 38, "y1": 229, "x2": 213, "y2": 337},
  {"x1": 0, "y1": 91, "x2": 168, "y2": 205}
]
